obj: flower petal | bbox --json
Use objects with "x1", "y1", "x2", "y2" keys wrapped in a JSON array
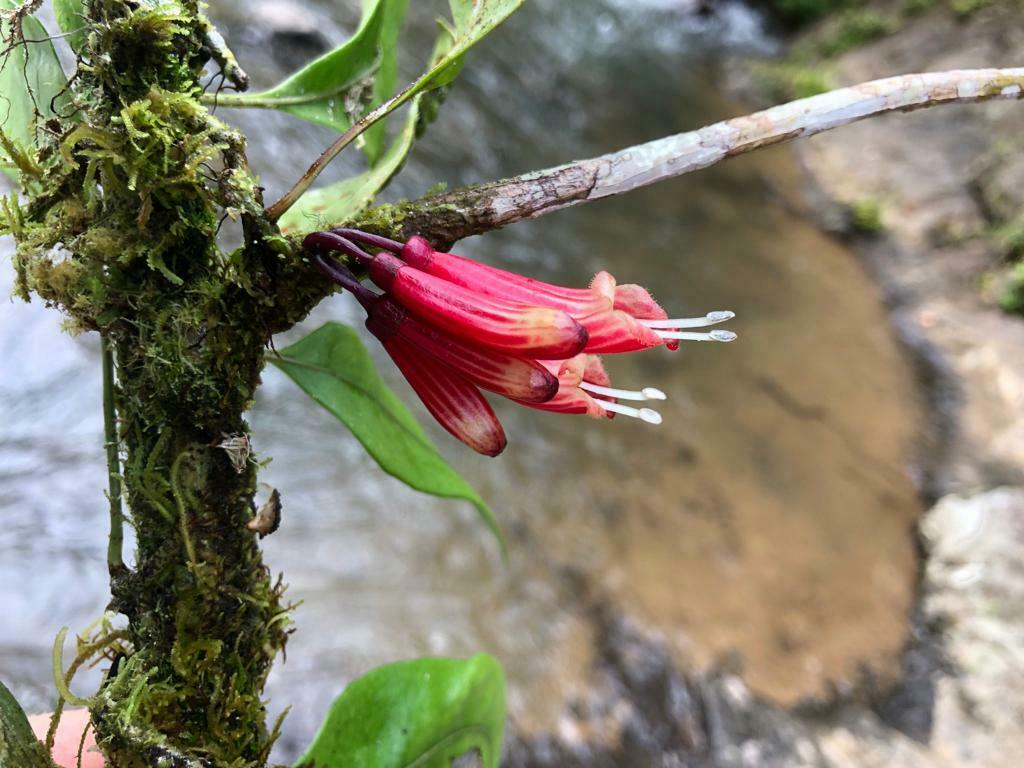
[
  {"x1": 383, "y1": 336, "x2": 508, "y2": 457},
  {"x1": 369, "y1": 252, "x2": 589, "y2": 359},
  {"x1": 582, "y1": 355, "x2": 611, "y2": 387},
  {"x1": 577, "y1": 308, "x2": 666, "y2": 353},
  {"x1": 400, "y1": 236, "x2": 609, "y2": 316},
  {"x1": 368, "y1": 298, "x2": 559, "y2": 403},
  {"x1": 396, "y1": 240, "x2": 671, "y2": 353},
  {"x1": 519, "y1": 354, "x2": 613, "y2": 419},
  {"x1": 512, "y1": 387, "x2": 611, "y2": 419},
  {"x1": 613, "y1": 283, "x2": 667, "y2": 319},
  {"x1": 612, "y1": 284, "x2": 679, "y2": 350}
]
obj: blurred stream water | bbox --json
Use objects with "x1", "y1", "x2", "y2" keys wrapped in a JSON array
[{"x1": 0, "y1": 0, "x2": 925, "y2": 760}]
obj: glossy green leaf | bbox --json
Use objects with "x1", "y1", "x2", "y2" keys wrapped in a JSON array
[
  {"x1": 269, "y1": 322, "x2": 504, "y2": 550},
  {"x1": 0, "y1": 1, "x2": 70, "y2": 179},
  {"x1": 53, "y1": 0, "x2": 87, "y2": 52},
  {"x1": 211, "y1": 0, "x2": 406, "y2": 141},
  {"x1": 279, "y1": 98, "x2": 420, "y2": 235},
  {"x1": 0, "y1": 680, "x2": 53, "y2": 768},
  {"x1": 294, "y1": 655, "x2": 506, "y2": 768}
]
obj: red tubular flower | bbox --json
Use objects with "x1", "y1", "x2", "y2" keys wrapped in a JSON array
[
  {"x1": 383, "y1": 335, "x2": 508, "y2": 457},
  {"x1": 515, "y1": 354, "x2": 665, "y2": 423},
  {"x1": 365, "y1": 296, "x2": 559, "y2": 403},
  {"x1": 306, "y1": 232, "x2": 588, "y2": 360},
  {"x1": 304, "y1": 230, "x2": 737, "y2": 455},
  {"x1": 336, "y1": 231, "x2": 736, "y2": 354}
]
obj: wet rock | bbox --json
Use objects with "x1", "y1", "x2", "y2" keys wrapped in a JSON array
[
  {"x1": 213, "y1": 0, "x2": 332, "y2": 75},
  {"x1": 731, "y1": 4, "x2": 1024, "y2": 767},
  {"x1": 922, "y1": 489, "x2": 1024, "y2": 766},
  {"x1": 505, "y1": 601, "x2": 827, "y2": 768},
  {"x1": 249, "y1": 0, "x2": 327, "y2": 47},
  {"x1": 779, "y1": 3, "x2": 1024, "y2": 495},
  {"x1": 973, "y1": 149, "x2": 1024, "y2": 226},
  {"x1": 505, "y1": 484, "x2": 1024, "y2": 766}
]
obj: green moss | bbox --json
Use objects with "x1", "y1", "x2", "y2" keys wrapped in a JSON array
[
  {"x1": 992, "y1": 216, "x2": 1024, "y2": 259},
  {"x1": 818, "y1": 9, "x2": 900, "y2": 57},
  {"x1": 755, "y1": 60, "x2": 832, "y2": 100},
  {"x1": 6, "y1": 1, "x2": 299, "y2": 765},
  {"x1": 1000, "y1": 261, "x2": 1024, "y2": 315},
  {"x1": 850, "y1": 197, "x2": 885, "y2": 233},
  {"x1": 950, "y1": 0, "x2": 993, "y2": 17},
  {"x1": 5, "y1": 0, "x2": 473, "y2": 763},
  {"x1": 903, "y1": 0, "x2": 938, "y2": 15}
]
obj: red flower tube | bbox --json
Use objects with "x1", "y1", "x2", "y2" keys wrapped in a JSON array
[
  {"x1": 365, "y1": 296, "x2": 559, "y2": 403},
  {"x1": 383, "y1": 335, "x2": 508, "y2": 457},
  {"x1": 306, "y1": 232, "x2": 588, "y2": 360},
  {"x1": 331, "y1": 230, "x2": 736, "y2": 354},
  {"x1": 305, "y1": 230, "x2": 737, "y2": 454}
]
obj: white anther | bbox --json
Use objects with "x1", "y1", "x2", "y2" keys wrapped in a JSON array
[
  {"x1": 655, "y1": 329, "x2": 737, "y2": 342},
  {"x1": 593, "y1": 399, "x2": 663, "y2": 424},
  {"x1": 640, "y1": 310, "x2": 735, "y2": 329},
  {"x1": 580, "y1": 382, "x2": 667, "y2": 401}
]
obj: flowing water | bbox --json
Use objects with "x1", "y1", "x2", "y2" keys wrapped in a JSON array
[{"x1": 0, "y1": 0, "x2": 925, "y2": 760}]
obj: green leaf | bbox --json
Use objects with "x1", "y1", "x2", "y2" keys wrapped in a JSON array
[
  {"x1": 266, "y1": 0, "x2": 525, "y2": 222},
  {"x1": 276, "y1": 1, "x2": 505, "y2": 235},
  {"x1": 210, "y1": 0, "x2": 407, "y2": 141},
  {"x1": 0, "y1": 1, "x2": 71, "y2": 179},
  {"x1": 362, "y1": 0, "x2": 409, "y2": 166},
  {"x1": 294, "y1": 655, "x2": 506, "y2": 768},
  {"x1": 0, "y1": 679, "x2": 53, "y2": 768},
  {"x1": 278, "y1": 98, "x2": 420, "y2": 235},
  {"x1": 53, "y1": 0, "x2": 87, "y2": 52},
  {"x1": 365, "y1": 0, "x2": 527, "y2": 128},
  {"x1": 269, "y1": 322, "x2": 504, "y2": 551}
]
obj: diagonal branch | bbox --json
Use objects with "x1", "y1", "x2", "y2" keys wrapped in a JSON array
[
  {"x1": 382, "y1": 68, "x2": 1024, "y2": 244},
  {"x1": 276, "y1": 68, "x2": 1024, "y2": 329}
]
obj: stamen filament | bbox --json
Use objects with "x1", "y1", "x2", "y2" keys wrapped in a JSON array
[
  {"x1": 641, "y1": 311, "x2": 735, "y2": 329},
  {"x1": 580, "y1": 382, "x2": 667, "y2": 401},
  {"x1": 593, "y1": 399, "x2": 663, "y2": 424},
  {"x1": 655, "y1": 329, "x2": 737, "y2": 342}
]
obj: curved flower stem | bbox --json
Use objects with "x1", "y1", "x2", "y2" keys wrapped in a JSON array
[
  {"x1": 101, "y1": 335, "x2": 124, "y2": 575},
  {"x1": 266, "y1": 87, "x2": 415, "y2": 221},
  {"x1": 381, "y1": 68, "x2": 1024, "y2": 243}
]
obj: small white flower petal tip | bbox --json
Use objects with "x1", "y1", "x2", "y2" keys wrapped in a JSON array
[{"x1": 641, "y1": 310, "x2": 735, "y2": 329}]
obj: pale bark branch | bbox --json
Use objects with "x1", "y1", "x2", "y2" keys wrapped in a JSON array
[{"x1": 387, "y1": 68, "x2": 1024, "y2": 244}]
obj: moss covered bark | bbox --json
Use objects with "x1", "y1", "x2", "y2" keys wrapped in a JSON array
[
  {"x1": 3, "y1": 1, "x2": 295, "y2": 765},
  {"x1": 4, "y1": 0, "x2": 574, "y2": 763}
]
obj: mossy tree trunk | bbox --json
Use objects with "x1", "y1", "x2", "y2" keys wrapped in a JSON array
[{"x1": 12, "y1": 1, "x2": 297, "y2": 764}]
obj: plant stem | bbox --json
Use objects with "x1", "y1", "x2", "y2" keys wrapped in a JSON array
[
  {"x1": 383, "y1": 68, "x2": 1024, "y2": 243},
  {"x1": 265, "y1": 91, "x2": 408, "y2": 221},
  {"x1": 101, "y1": 334, "x2": 124, "y2": 575}
]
